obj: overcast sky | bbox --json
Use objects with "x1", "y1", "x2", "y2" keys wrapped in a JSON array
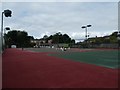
[{"x1": 1, "y1": 1, "x2": 118, "y2": 41}]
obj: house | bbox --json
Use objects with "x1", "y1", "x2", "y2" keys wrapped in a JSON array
[{"x1": 30, "y1": 39, "x2": 52, "y2": 47}]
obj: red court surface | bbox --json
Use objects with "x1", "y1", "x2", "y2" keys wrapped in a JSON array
[{"x1": 2, "y1": 48, "x2": 118, "y2": 88}]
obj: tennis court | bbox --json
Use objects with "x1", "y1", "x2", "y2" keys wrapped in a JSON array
[
  {"x1": 25, "y1": 48, "x2": 119, "y2": 69},
  {"x1": 2, "y1": 48, "x2": 119, "y2": 88},
  {"x1": 50, "y1": 49, "x2": 119, "y2": 69}
]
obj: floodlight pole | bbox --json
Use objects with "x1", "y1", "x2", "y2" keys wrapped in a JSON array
[
  {"x1": 4, "y1": 27, "x2": 10, "y2": 34},
  {"x1": 1, "y1": 9, "x2": 12, "y2": 51},
  {"x1": 82, "y1": 25, "x2": 91, "y2": 40},
  {"x1": 81, "y1": 25, "x2": 91, "y2": 48},
  {"x1": 4, "y1": 27, "x2": 10, "y2": 48},
  {"x1": 1, "y1": 12, "x2": 4, "y2": 51},
  {"x1": 85, "y1": 27, "x2": 87, "y2": 40}
]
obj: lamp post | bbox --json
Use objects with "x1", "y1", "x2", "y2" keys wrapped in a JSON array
[
  {"x1": 81, "y1": 24, "x2": 92, "y2": 48},
  {"x1": 4, "y1": 27, "x2": 10, "y2": 34},
  {"x1": 1, "y1": 9, "x2": 12, "y2": 51},
  {"x1": 4, "y1": 27, "x2": 10, "y2": 48},
  {"x1": 81, "y1": 25, "x2": 91, "y2": 40}
]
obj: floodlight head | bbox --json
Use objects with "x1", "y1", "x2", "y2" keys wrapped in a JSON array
[
  {"x1": 81, "y1": 26, "x2": 86, "y2": 28},
  {"x1": 87, "y1": 25, "x2": 92, "y2": 27},
  {"x1": 4, "y1": 9, "x2": 12, "y2": 17},
  {"x1": 5, "y1": 27, "x2": 10, "y2": 30}
]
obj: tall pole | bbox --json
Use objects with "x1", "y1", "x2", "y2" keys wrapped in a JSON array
[
  {"x1": 85, "y1": 27, "x2": 88, "y2": 48},
  {"x1": 82, "y1": 25, "x2": 91, "y2": 48},
  {"x1": 1, "y1": 12, "x2": 4, "y2": 51},
  {"x1": 1, "y1": 9, "x2": 12, "y2": 51},
  {"x1": 85, "y1": 27, "x2": 87, "y2": 40}
]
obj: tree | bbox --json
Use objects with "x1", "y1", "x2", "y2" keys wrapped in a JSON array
[
  {"x1": 45, "y1": 32, "x2": 74, "y2": 44},
  {"x1": 63, "y1": 34, "x2": 71, "y2": 43},
  {"x1": 71, "y1": 39, "x2": 75, "y2": 44},
  {"x1": 43, "y1": 35, "x2": 48, "y2": 40},
  {"x1": 5, "y1": 30, "x2": 33, "y2": 48},
  {"x1": 109, "y1": 32, "x2": 118, "y2": 43},
  {"x1": 52, "y1": 33, "x2": 59, "y2": 43},
  {"x1": 43, "y1": 35, "x2": 48, "y2": 43}
]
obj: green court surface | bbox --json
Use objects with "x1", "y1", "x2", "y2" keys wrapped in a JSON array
[{"x1": 51, "y1": 50, "x2": 119, "y2": 69}]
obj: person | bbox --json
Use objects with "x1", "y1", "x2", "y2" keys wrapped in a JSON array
[
  {"x1": 64, "y1": 47, "x2": 67, "y2": 51},
  {"x1": 22, "y1": 47, "x2": 24, "y2": 50}
]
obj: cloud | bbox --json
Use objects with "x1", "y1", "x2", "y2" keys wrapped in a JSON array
[
  {"x1": 1, "y1": 0, "x2": 120, "y2": 2},
  {"x1": 2, "y1": 2, "x2": 118, "y2": 41}
]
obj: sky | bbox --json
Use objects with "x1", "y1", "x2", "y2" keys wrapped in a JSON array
[{"x1": 1, "y1": 1, "x2": 118, "y2": 42}]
